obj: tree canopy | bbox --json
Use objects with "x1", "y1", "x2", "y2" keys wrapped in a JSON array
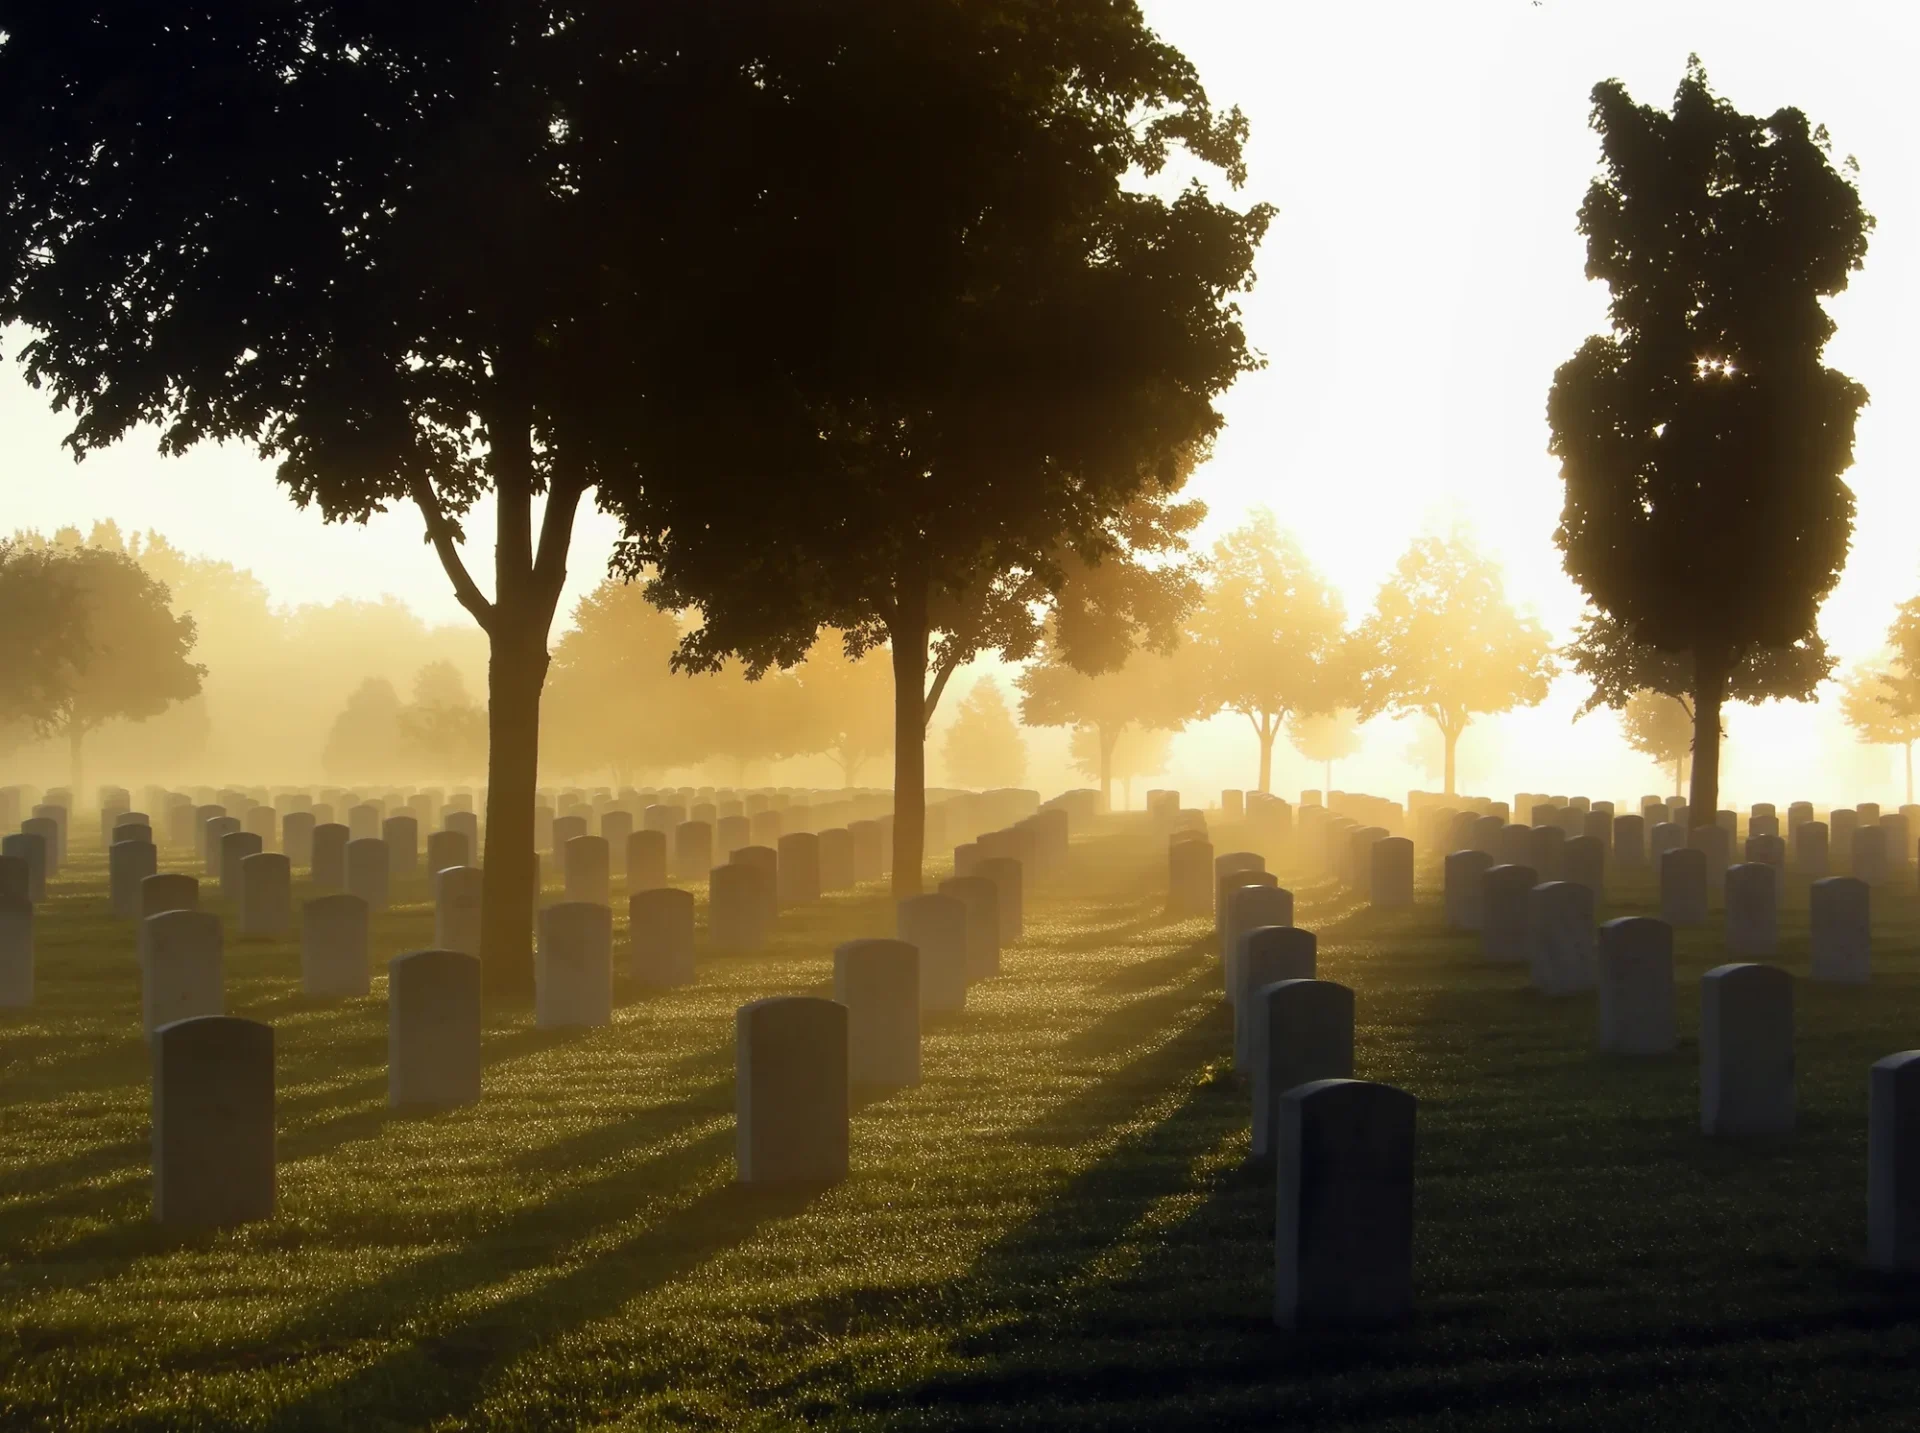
[
  {"x1": 1547, "y1": 58, "x2": 1871, "y2": 822},
  {"x1": 1564, "y1": 610, "x2": 1831, "y2": 719},
  {"x1": 1182, "y1": 509, "x2": 1346, "y2": 795},
  {"x1": 1018, "y1": 643, "x2": 1189, "y2": 811},
  {"x1": 1349, "y1": 530, "x2": 1554, "y2": 796},
  {"x1": 1286, "y1": 708, "x2": 1364, "y2": 795},
  {"x1": 941, "y1": 678, "x2": 1029, "y2": 791},
  {"x1": 598, "y1": 4, "x2": 1269, "y2": 892}
]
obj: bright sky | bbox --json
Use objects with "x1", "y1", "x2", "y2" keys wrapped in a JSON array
[{"x1": 2, "y1": 0, "x2": 1915, "y2": 806}]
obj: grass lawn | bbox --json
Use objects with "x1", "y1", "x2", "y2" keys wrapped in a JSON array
[{"x1": 3, "y1": 821, "x2": 1920, "y2": 1430}]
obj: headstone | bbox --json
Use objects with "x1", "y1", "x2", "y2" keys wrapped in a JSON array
[
  {"x1": 1494, "y1": 823, "x2": 1532, "y2": 869},
  {"x1": 1443, "y1": 849, "x2": 1492, "y2": 930},
  {"x1": 22, "y1": 816, "x2": 61, "y2": 878},
  {"x1": 0, "y1": 894, "x2": 31, "y2": 1007},
  {"x1": 897, "y1": 894, "x2": 968, "y2": 1013},
  {"x1": 1794, "y1": 820, "x2": 1830, "y2": 878},
  {"x1": 938, "y1": 875, "x2": 1001, "y2": 980},
  {"x1": 1700, "y1": 963, "x2": 1794, "y2": 1137},
  {"x1": 311, "y1": 823, "x2": 350, "y2": 888},
  {"x1": 1274, "y1": 1079, "x2": 1416, "y2": 1329},
  {"x1": 217, "y1": 829, "x2": 263, "y2": 901},
  {"x1": 1649, "y1": 820, "x2": 1683, "y2": 860},
  {"x1": 1886, "y1": 813, "x2": 1913, "y2": 872},
  {"x1": 1861, "y1": 802, "x2": 1883, "y2": 827},
  {"x1": 1169, "y1": 838, "x2": 1215, "y2": 917},
  {"x1": 347, "y1": 802, "x2": 381, "y2": 842},
  {"x1": 1688, "y1": 823, "x2": 1730, "y2": 891},
  {"x1": 536, "y1": 902, "x2": 613, "y2": 1028},
  {"x1": 388, "y1": 949, "x2": 482, "y2": 1109},
  {"x1": 730, "y1": 844, "x2": 780, "y2": 922},
  {"x1": 1612, "y1": 813, "x2": 1646, "y2": 867},
  {"x1": 1479, "y1": 864, "x2": 1536, "y2": 963},
  {"x1": 551, "y1": 814, "x2": 588, "y2": 855},
  {"x1": 777, "y1": 832, "x2": 822, "y2": 905},
  {"x1": 1830, "y1": 808, "x2": 1859, "y2": 867},
  {"x1": 562, "y1": 834, "x2": 611, "y2": 906},
  {"x1": 0, "y1": 834, "x2": 44, "y2": 902},
  {"x1": 302, "y1": 892, "x2": 371, "y2": 998},
  {"x1": 1870, "y1": 1051, "x2": 1920, "y2": 1273},
  {"x1": 282, "y1": 812, "x2": 316, "y2": 869},
  {"x1": 834, "y1": 940, "x2": 920, "y2": 1086},
  {"x1": 140, "y1": 910, "x2": 223, "y2": 1038},
  {"x1": 709, "y1": 862, "x2": 770, "y2": 952},
  {"x1": 1809, "y1": 876, "x2": 1869, "y2": 985},
  {"x1": 425, "y1": 828, "x2": 468, "y2": 876},
  {"x1": 1724, "y1": 862, "x2": 1778, "y2": 958},
  {"x1": 109, "y1": 839, "x2": 159, "y2": 920},
  {"x1": 630, "y1": 887, "x2": 697, "y2": 987},
  {"x1": 1660, "y1": 846, "x2": 1708, "y2": 926},
  {"x1": 114, "y1": 822, "x2": 153, "y2": 846},
  {"x1": 1249, "y1": 979, "x2": 1354, "y2": 1163},
  {"x1": 432, "y1": 865, "x2": 483, "y2": 958},
  {"x1": 1744, "y1": 833, "x2": 1786, "y2": 872},
  {"x1": 601, "y1": 810, "x2": 635, "y2": 871},
  {"x1": 1224, "y1": 884, "x2": 1295, "y2": 999},
  {"x1": 1527, "y1": 825, "x2": 1565, "y2": 883},
  {"x1": 736, "y1": 996, "x2": 849, "y2": 1185},
  {"x1": 974, "y1": 856, "x2": 1024, "y2": 943},
  {"x1": 1562, "y1": 834, "x2": 1605, "y2": 903},
  {"x1": 675, "y1": 820, "x2": 714, "y2": 880},
  {"x1": 1597, "y1": 917, "x2": 1674, "y2": 1054},
  {"x1": 1233, "y1": 926, "x2": 1316, "y2": 1069},
  {"x1": 239, "y1": 852, "x2": 293, "y2": 938},
  {"x1": 446, "y1": 809, "x2": 480, "y2": 858},
  {"x1": 627, "y1": 829, "x2": 668, "y2": 891},
  {"x1": 1369, "y1": 837, "x2": 1414, "y2": 909},
  {"x1": 1527, "y1": 880, "x2": 1596, "y2": 995},
  {"x1": 345, "y1": 837, "x2": 390, "y2": 910},
  {"x1": 151, "y1": 1016, "x2": 274, "y2": 1227},
  {"x1": 140, "y1": 873, "x2": 199, "y2": 918}
]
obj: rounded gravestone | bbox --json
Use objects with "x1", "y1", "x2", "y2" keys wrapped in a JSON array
[
  {"x1": 630, "y1": 887, "x2": 696, "y2": 988},
  {"x1": 151, "y1": 1015, "x2": 274, "y2": 1227},
  {"x1": 833, "y1": 939, "x2": 920, "y2": 1086},
  {"x1": 388, "y1": 949, "x2": 482, "y2": 1109}
]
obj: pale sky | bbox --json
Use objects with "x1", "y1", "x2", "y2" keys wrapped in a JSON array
[{"x1": 2, "y1": 0, "x2": 1916, "y2": 806}]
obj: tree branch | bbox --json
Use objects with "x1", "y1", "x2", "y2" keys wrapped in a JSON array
[
  {"x1": 923, "y1": 655, "x2": 960, "y2": 730},
  {"x1": 532, "y1": 469, "x2": 588, "y2": 612},
  {"x1": 410, "y1": 476, "x2": 495, "y2": 633}
]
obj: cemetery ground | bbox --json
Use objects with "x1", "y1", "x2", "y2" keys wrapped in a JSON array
[{"x1": 4, "y1": 826, "x2": 1920, "y2": 1430}]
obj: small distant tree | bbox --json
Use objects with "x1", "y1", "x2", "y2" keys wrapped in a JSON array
[
  {"x1": 1548, "y1": 59, "x2": 1871, "y2": 822},
  {"x1": 1018, "y1": 644, "x2": 1187, "y2": 811},
  {"x1": 11, "y1": 545, "x2": 204, "y2": 797},
  {"x1": 791, "y1": 637, "x2": 895, "y2": 787},
  {"x1": 1839, "y1": 662, "x2": 1920, "y2": 804},
  {"x1": 1286, "y1": 708, "x2": 1363, "y2": 796},
  {"x1": 1620, "y1": 689, "x2": 1695, "y2": 797},
  {"x1": 542, "y1": 581, "x2": 703, "y2": 782},
  {"x1": 1071, "y1": 723, "x2": 1171, "y2": 810},
  {"x1": 1183, "y1": 510, "x2": 1346, "y2": 795},
  {"x1": 322, "y1": 678, "x2": 404, "y2": 784},
  {"x1": 398, "y1": 662, "x2": 489, "y2": 780},
  {"x1": 1350, "y1": 531, "x2": 1554, "y2": 796},
  {"x1": 942, "y1": 677, "x2": 1029, "y2": 790}
]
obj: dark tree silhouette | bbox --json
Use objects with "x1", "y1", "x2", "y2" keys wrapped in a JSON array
[
  {"x1": 602, "y1": 7, "x2": 1269, "y2": 894},
  {"x1": 1619, "y1": 691, "x2": 1694, "y2": 797},
  {"x1": 0, "y1": 7, "x2": 843, "y2": 997},
  {"x1": 0, "y1": 542, "x2": 90, "y2": 742},
  {"x1": 1548, "y1": 59, "x2": 1872, "y2": 823}
]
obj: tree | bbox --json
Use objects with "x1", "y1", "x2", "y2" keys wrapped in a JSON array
[
  {"x1": 0, "y1": 6, "x2": 830, "y2": 999},
  {"x1": 1838, "y1": 644, "x2": 1920, "y2": 804},
  {"x1": 1183, "y1": 510, "x2": 1347, "y2": 795},
  {"x1": 3, "y1": 544, "x2": 203, "y2": 797},
  {"x1": 542, "y1": 582, "x2": 703, "y2": 783},
  {"x1": 1018, "y1": 645, "x2": 1189, "y2": 811},
  {"x1": 1350, "y1": 531, "x2": 1554, "y2": 796},
  {"x1": 941, "y1": 678, "x2": 1028, "y2": 791},
  {"x1": 1070, "y1": 724, "x2": 1171, "y2": 810},
  {"x1": 322, "y1": 679, "x2": 406, "y2": 784},
  {"x1": 1619, "y1": 689, "x2": 1695, "y2": 797},
  {"x1": 600, "y1": 6, "x2": 1269, "y2": 895},
  {"x1": 1286, "y1": 708, "x2": 1363, "y2": 796},
  {"x1": 791, "y1": 638, "x2": 895, "y2": 788},
  {"x1": 397, "y1": 663, "x2": 489, "y2": 781},
  {"x1": 0, "y1": 541, "x2": 90, "y2": 735},
  {"x1": 1547, "y1": 58, "x2": 1872, "y2": 823}
]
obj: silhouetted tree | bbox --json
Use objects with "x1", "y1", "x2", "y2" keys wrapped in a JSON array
[
  {"x1": 0, "y1": 5, "x2": 813, "y2": 998},
  {"x1": 1071, "y1": 724, "x2": 1171, "y2": 810},
  {"x1": 322, "y1": 678, "x2": 406, "y2": 784},
  {"x1": 1286, "y1": 708, "x2": 1363, "y2": 797},
  {"x1": 1548, "y1": 59, "x2": 1871, "y2": 823},
  {"x1": 397, "y1": 662, "x2": 489, "y2": 780},
  {"x1": 1183, "y1": 511, "x2": 1346, "y2": 795},
  {"x1": 1565, "y1": 610, "x2": 1828, "y2": 802},
  {"x1": 0, "y1": 541, "x2": 90, "y2": 738},
  {"x1": 1619, "y1": 690, "x2": 1694, "y2": 798},
  {"x1": 1019, "y1": 645, "x2": 1188, "y2": 811},
  {"x1": 942, "y1": 677, "x2": 1028, "y2": 790},
  {"x1": 791, "y1": 638, "x2": 895, "y2": 788},
  {"x1": 1839, "y1": 629, "x2": 1920, "y2": 803},
  {"x1": 601, "y1": 8, "x2": 1268, "y2": 895},
  {"x1": 542, "y1": 582, "x2": 701, "y2": 783},
  {"x1": 1350, "y1": 531, "x2": 1553, "y2": 796}
]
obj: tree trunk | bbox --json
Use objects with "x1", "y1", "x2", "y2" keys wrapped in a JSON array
[
  {"x1": 1906, "y1": 741, "x2": 1912, "y2": 806},
  {"x1": 1324, "y1": 758, "x2": 1332, "y2": 795},
  {"x1": 68, "y1": 722, "x2": 84, "y2": 807},
  {"x1": 1441, "y1": 721, "x2": 1459, "y2": 797},
  {"x1": 1673, "y1": 756, "x2": 1683, "y2": 799},
  {"x1": 889, "y1": 583, "x2": 930, "y2": 899},
  {"x1": 1687, "y1": 643, "x2": 1728, "y2": 824},
  {"x1": 1257, "y1": 716, "x2": 1275, "y2": 795},
  {"x1": 480, "y1": 616, "x2": 547, "y2": 1002},
  {"x1": 1098, "y1": 723, "x2": 1118, "y2": 812}
]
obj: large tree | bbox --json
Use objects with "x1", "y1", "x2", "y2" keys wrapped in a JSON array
[
  {"x1": 0, "y1": 542, "x2": 90, "y2": 741},
  {"x1": 1183, "y1": 509, "x2": 1346, "y2": 795},
  {"x1": 1286, "y1": 708, "x2": 1363, "y2": 797},
  {"x1": 790, "y1": 639, "x2": 896, "y2": 789},
  {"x1": 1350, "y1": 531, "x2": 1554, "y2": 796},
  {"x1": 601, "y1": 5, "x2": 1268, "y2": 896},
  {"x1": 1547, "y1": 59, "x2": 1872, "y2": 823},
  {"x1": 0, "y1": 5, "x2": 817, "y2": 998},
  {"x1": 1836, "y1": 596, "x2": 1920, "y2": 803}
]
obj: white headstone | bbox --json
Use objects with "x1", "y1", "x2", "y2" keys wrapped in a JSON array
[
  {"x1": 1724, "y1": 862, "x2": 1778, "y2": 958},
  {"x1": 140, "y1": 910, "x2": 223, "y2": 1038},
  {"x1": 1249, "y1": 979, "x2": 1354, "y2": 1164},
  {"x1": 536, "y1": 902, "x2": 613, "y2": 1028},
  {"x1": 1870, "y1": 1050, "x2": 1920, "y2": 1273},
  {"x1": 833, "y1": 939, "x2": 920, "y2": 1086},
  {"x1": 1809, "y1": 876, "x2": 1869, "y2": 984},
  {"x1": 630, "y1": 887, "x2": 696, "y2": 987},
  {"x1": 1597, "y1": 917, "x2": 1674, "y2": 1054},
  {"x1": 736, "y1": 996, "x2": 849, "y2": 1185},
  {"x1": 1700, "y1": 963, "x2": 1794, "y2": 1137},
  {"x1": 1527, "y1": 881, "x2": 1596, "y2": 995},
  {"x1": 151, "y1": 1015, "x2": 274, "y2": 1227},
  {"x1": 897, "y1": 893, "x2": 968, "y2": 1013},
  {"x1": 388, "y1": 949, "x2": 482, "y2": 1108}
]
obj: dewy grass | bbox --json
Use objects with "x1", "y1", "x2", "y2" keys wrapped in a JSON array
[{"x1": 4, "y1": 825, "x2": 1920, "y2": 1430}]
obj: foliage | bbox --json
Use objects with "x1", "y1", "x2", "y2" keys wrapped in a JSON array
[
  {"x1": 0, "y1": 540, "x2": 90, "y2": 728},
  {"x1": 1548, "y1": 58, "x2": 1871, "y2": 819},
  {"x1": 1619, "y1": 689, "x2": 1695, "y2": 794},
  {"x1": 597, "y1": 3, "x2": 1268, "y2": 891},
  {"x1": 1070, "y1": 724, "x2": 1171, "y2": 807},
  {"x1": 322, "y1": 678, "x2": 406, "y2": 784},
  {"x1": 396, "y1": 663, "x2": 489, "y2": 779},
  {"x1": 791, "y1": 638, "x2": 896, "y2": 787},
  {"x1": 941, "y1": 677, "x2": 1029, "y2": 791},
  {"x1": 1018, "y1": 640, "x2": 1189, "y2": 807},
  {"x1": 1286, "y1": 707, "x2": 1364, "y2": 791},
  {"x1": 1564, "y1": 611, "x2": 1830, "y2": 717},
  {"x1": 1349, "y1": 529, "x2": 1553, "y2": 794},
  {"x1": 1183, "y1": 509, "x2": 1347, "y2": 793}
]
